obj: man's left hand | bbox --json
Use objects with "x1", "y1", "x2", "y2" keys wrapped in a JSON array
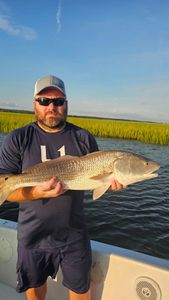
[{"x1": 109, "y1": 180, "x2": 126, "y2": 190}]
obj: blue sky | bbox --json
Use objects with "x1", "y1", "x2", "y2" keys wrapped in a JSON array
[{"x1": 0, "y1": 0, "x2": 169, "y2": 123}]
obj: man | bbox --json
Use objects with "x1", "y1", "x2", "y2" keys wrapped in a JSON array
[{"x1": 0, "y1": 75, "x2": 123, "y2": 300}]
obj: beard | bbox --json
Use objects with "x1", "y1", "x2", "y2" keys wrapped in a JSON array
[{"x1": 35, "y1": 108, "x2": 67, "y2": 130}]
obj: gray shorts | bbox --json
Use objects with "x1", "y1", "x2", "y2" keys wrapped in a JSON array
[{"x1": 16, "y1": 239, "x2": 92, "y2": 294}]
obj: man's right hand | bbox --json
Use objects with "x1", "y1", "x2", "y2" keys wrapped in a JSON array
[
  {"x1": 33, "y1": 177, "x2": 66, "y2": 199},
  {"x1": 7, "y1": 177, "x2": 66, "y2": 203}
]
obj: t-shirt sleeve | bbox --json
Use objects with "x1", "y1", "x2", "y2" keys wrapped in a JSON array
[
  {"x1": 75, "y1": 127, "x2": 99, "y2": 154},
  {"x1": 0, "y1": 131, "x2": 22, "y2": 174},
  {"x1": 86, "y1": 132, "x2": 99, "y2": 152}
]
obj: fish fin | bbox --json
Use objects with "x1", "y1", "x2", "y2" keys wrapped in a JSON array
[
  {"x1": 91, "y1": 173, "x2": 114, "y2": 183},
  {"x1": 0, "y1": 174, "x2": 13, "y2": 206},
  {"x1": 93, "y1": 184, "x2": 110, "y2": 200},
  {"x1": 91, "y1": 173, "x2": 111, "y2": 180}
]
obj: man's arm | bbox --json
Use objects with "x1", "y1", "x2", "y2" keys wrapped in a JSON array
[
  {"x1": 7, "y1": 177, "x2": 66, "y2": 202},
  {"x1": 7, "y1": 177, "x2": 124, "y2": 203}
]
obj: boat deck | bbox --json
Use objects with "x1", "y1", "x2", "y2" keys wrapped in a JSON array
[
  {"x1": 1, "y1": 219, "x2": 169, "y2": 299},
  {"x1": 0, "y1": 282, "x2": 26, "y2": 299}
]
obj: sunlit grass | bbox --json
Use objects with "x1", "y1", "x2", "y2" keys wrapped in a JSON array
[
  {"x1": 68, "y1": 117, "x2": 169, "y2": 145},
  {"x1": 0, "y1": 111, "x2": 35, "y2": 133},
  {"x1": 0, "y1": 111, "x2": 169, "y2": 145}
]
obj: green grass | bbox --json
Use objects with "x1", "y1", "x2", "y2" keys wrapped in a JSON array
[
  {"x1": 0, "y1": 111, "x2": 35, "y2": 133},
  {"x1": 0, "y1": 111, "x2": 169, "y2": 145}
]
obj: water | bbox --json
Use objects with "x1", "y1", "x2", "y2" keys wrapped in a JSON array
[{"x1": 0, "y1": 134, "x2": 169, "y2": 260}]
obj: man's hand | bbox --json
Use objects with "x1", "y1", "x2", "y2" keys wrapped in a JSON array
[
  {"x1": 7, "y1": 177, "x2": 66, "y2": 203},
  {"x1": 109, "y1": 180, "x2": 126, "y2": 191},
  {"x1": 32, "y1": 177, "x2": 66, "y2": 199}
]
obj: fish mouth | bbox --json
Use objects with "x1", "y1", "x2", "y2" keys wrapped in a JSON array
[
  {"x1": 144, "y1": 161, "x2": 160, "y2": 178},
  {"x1": 143, "y1": 172, "x2": 158, "y2": 179},
  {"x1": 144, "y1": 165, "x2": 160, "y2": 179},
  {"x1": 123, "y1": 171, "x2": 159, "y2": 186},
  {"x1": 145, "y1": 162, "x2": 160, "y2": 175}
]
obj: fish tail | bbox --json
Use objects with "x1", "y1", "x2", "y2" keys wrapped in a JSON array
[{"x1": 0, "y1": 174, "x2": 13, "y2": 205}]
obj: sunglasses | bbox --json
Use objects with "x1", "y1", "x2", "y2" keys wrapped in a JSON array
[{"x1": 35, "y1": 97, "x2": 66, "y2": 106}]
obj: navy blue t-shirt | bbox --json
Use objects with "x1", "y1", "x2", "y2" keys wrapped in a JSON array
[{"x1": 0, "y1": 122, "x2": 98, "y2": 249}]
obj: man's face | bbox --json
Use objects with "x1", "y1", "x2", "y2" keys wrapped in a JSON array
[{"x1": 34, "y1": 87, "x2": 67, "y2": 130}]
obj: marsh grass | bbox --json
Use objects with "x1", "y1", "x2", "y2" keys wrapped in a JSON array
[
  {"x1": 68, "y1": 117, "x2": 169, "y2": 145},
  {"x1": 0, "y1": 111, "x2": 35, "y2": 133},
  {"x1": 0, "y1": 111, "x2": 169, "y2": 145}
]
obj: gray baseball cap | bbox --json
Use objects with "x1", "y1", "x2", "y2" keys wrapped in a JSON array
[{"x1": 34, "y1": 75, "x2": 66, "y2": 96}]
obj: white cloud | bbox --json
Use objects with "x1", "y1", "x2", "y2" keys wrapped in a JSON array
[
  {"x1": 0, "y1": 1, "x2": 37, "y2": 40},
  {"x1": 0, "y1": 14, "x2": 37, "y2": 40},
  {"x1": 56, "y1": 0, "x2": 61, "y2": 33},
  {"x1": 0, "y1": 101, "x2": 30, "y2": 110}
]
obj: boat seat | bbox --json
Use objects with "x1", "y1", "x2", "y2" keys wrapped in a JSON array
[{"x1": 0, "y1": 282, "x2": 26, "y2": 300}]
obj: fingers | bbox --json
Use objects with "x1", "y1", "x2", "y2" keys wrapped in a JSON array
[
  {"x1": 109, "y1": 180, "x2": 127, "y2": 190},
  {"x1": 36, "y1": 177, "x2": 67, "y2": 198},
  {"x1": 44, "y1": 177, "x2": 62, "y2": 191}
]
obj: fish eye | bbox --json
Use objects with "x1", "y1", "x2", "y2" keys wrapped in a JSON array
[{"x1": 144, "y1": 162, "x2": 149, "y2": 166}]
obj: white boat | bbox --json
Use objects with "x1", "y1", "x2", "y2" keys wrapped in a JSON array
[{"x1": 0, "y1": 218, "x2": 169, "y2": 300}]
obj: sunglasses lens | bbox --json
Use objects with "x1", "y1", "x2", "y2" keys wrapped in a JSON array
[
  {"x1": 36, "y1": 98, "x2": 65, "y2": 106},
  {"x1": 53, "y1": 98, "x2": 65, "y2": 106},
  {"x1": 37, "y1": 98, "x2": 50, "y2": 106}
]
